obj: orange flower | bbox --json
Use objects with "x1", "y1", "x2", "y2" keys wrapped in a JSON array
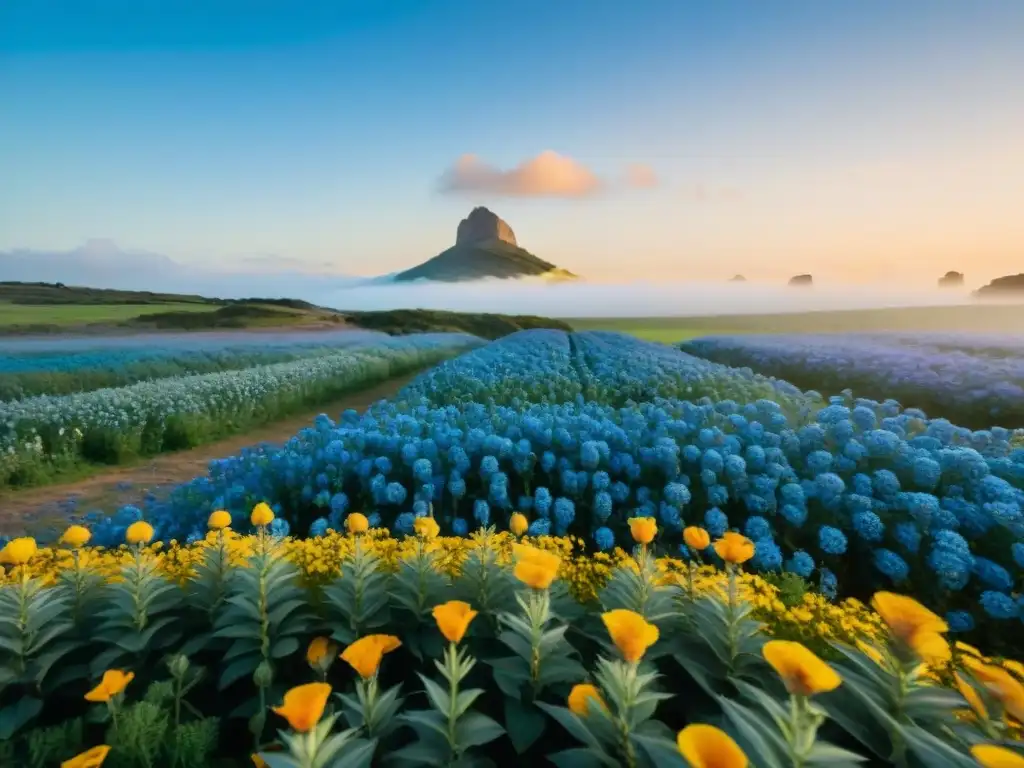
[
  {"x1": 306, "y1": 636, "x2": 337, "y2": 668},
  {"x1": 871, "y1": 592, "x2": 950, "y2": 664},
  {"x1": 677, "y1": 724, "x2": 748, "y2": 768},
  {"x1": 61, "y1": 745, "x2": 111, "y2": 768},
  {"x1": 413, "y1": 516, "x2": 440, "y2": 539},
  {"x1": 971, "y1": 744, "x2": 1024, "y2": 768},
  {"x1": 683, "y1": 526, "x2": 710, "y2": 551},
  {"x1": 85, "y1": 670, "x2": 135, "y2": 702},
  {"x1": 341, "y1": 634, "x2": 402, "y2": 679},
  {"x1": 763, "y1": 640, "x2": 842, "y2": 696},
  {"x1": 207, "y1": 510, "x2": 232, "y2": 530},
  {"x1": 272, "y1": 682, "x2": 332, "y2": 732},
  {"x1": 628, "y1": 517, "x2": 657, "y2": 545},
  {"x1": 61, "y1": 525, "x2": 92, "y2": 549},
  {"x1": 509, "y1": 512, "x2": 529, "y2": 537},
  {"x1": 0, "y1": 536, "x2": 38, "y2": 565},
  {"x1": 713, "y1": 532, "x2": 755, "y2": 564},
  {"x1": 125, "y1": 521, "x2": 154, "y2": 545},
  {"x1": 346, "y1": 513, "x2": 369, "y2": 534},
  {"x1": 250, "y1": 503, "x2": 275, "y2": 527},
  {"x1": 964, "y1": 657, "x2": 1024, "y2": 724},
  {"x1": 433, "y1": 600, "x2": 478, "y2": 644},
  {"x1": 955, "y1": 673, "x2": 988, "y2": 719},
  {"x1": 511, "y1": 543, "x2": 562, "y2": 589},
  {"x1": 601, "y1": 609, "x2": 659, "y2": 663},
  {"x1": 568, "y1": 683, "x2": 607, "y2": 716}
]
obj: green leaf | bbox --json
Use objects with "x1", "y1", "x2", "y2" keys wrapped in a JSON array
[
  {"x1": 418, "y1": 674, "x2": 452, "y2": 714},
  {"x1": 804, "y1": 741, "x2": 870, "y2": 765},
  {"x1": 0, "y1": 695, "x2": 43, "y2": 741},
  {"x1": 901, "y1": 724, "x2": 978, "y2": 768},
  {"x1": 535, "y1": 703, "x2": 603, "y2": 752},
  {"x1": 271, "y1": 636, "x2": 300, "y2": 659},
  {"x1": 632, "y1": 732, "x2": 688, "y2": 767},
  {"x1": 547, "y1": 747, "x2": 617, "y2": 768},
  {"x1": 454, "y1": 711, "x2": 504, "y2": 748},
  {"x1": 504, "y1": 696, "x2": 546, "y2": 754}
]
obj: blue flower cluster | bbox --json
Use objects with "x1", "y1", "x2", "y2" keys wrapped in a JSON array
[
  {"x1": 682, "y1": 332, "x2": 1024, "y2": 430},
  {"x1": 78, "y1": 330, "x2": 1024, "y2": 636}
]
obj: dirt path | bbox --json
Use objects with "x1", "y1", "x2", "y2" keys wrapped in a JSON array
[{"x1": 0, "y1": 371, "x2": 420, "y2": 536}]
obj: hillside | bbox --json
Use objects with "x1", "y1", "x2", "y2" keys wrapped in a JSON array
[
  {"x1": 392, "y1": 239, "x2": 576, "y2": 282},
  {"x1": 0, "y1": 281, "x2": 569, "y2": 339}
]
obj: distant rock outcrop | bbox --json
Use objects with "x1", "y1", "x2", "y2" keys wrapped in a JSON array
[
  {"x1": 392, "y1": 207, "x2": 577, "y2": 283},
  {"x1": 975, "y1": 274, "x2": 1024, "y2": 298},
  {"x1": 938, "y1": 271, "x2": 965, "y2": 288},
  {"x1": 789, "y1": 274, "x2": 813, "y2": 287},
  {"x1": 456, "y1": 207, "x2": 517, "y2": 247},
  {"x1": 729, "y1": 274, "x2": 746, "y2": 282}
]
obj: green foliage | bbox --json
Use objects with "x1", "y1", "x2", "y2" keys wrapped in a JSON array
[{"x1": 26, "y1": 717, "x2": 84, "y2": 768}]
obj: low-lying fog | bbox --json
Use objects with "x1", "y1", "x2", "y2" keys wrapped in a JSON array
[{"x1": 317, "y1": 278, "x2": 984, "y2": 318}]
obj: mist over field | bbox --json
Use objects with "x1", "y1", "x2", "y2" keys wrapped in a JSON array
[{"x1": 321, "y1": 278, "x2": 980, "y2": 318}]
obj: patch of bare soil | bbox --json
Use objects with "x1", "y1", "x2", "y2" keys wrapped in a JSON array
[{"x1": 0, "y1": 372, "x2": 419, "y2": 536}]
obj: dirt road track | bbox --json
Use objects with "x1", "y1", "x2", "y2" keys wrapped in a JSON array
[{"x1": 0, "y1": 371, "x2": 419, "y2": 536}]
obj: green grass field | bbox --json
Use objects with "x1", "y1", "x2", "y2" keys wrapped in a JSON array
[
  {"x1": 568, "y1": 303, "x2": 1024, "y2": 343},
  {"x1": 0, "y1": 302, "x2": 218, "y2": 328}
]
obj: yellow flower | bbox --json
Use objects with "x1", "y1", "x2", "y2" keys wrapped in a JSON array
[
  {"x1": 855, "y1": 639, "x2": 886, "y2": 667},
  {"x1": 251, "y1": 756, "x2": 267, "y2": 768},
  {"x1": 512, "y1": 543, "x2": 562, "y2": 590},
  {"x1": 955, "y1": 673, "x2": 988, "y2": 719},
  {"x1": 346, "y1": 513, "x2": 369, "y2": 534},
  {"x1": 955, "y1": 641, "x2": 983, "y2": 659},
  {"x1": 433, "y1": 600, "x2": 478, "y2": 644},
  {"x1": 306, "y1": 636, "x2": 337, "y2": 668},
  {"x1": 207, "y1": 510, "x2": 232, "y2": 530},
  {"x1": 509, "y1": 512, "x2": 529, "y2": 537},
  {"x1": 762, "y1": 640, "x2": 842, "y2": 696},
  {"x1": 713, "y1": 532, "x2": 755, "y2": 564},
  {"x1": 61, "y1": 745, "x2": 111, "y2": 768},
  {"x1": 601, "y1": 609, "x2": 660, "y2": 663},
  {"x1": 1005, "y1": 660, "x2": 1024, "y2": 681},
  {"x1": 341, "y1": 634, "x2": 402, "y2": 679},
  {"x1": 870, "y1": 592, "x2": 950, "y2": 663},
  {"x1": 414, "y1": 516, "x2": 440, "y2": 539},
  {"x1": 84, "y1": 670, "x2": 135, "y2": 702},
  {"x1": 250, "y1": 503, "x2": 275, "y2": 527},
  {"x1": 964, "y1": 658, "x2": 1024, "y2": 724},
  {"x1": 628, "y1": 517, "x2": 657, "y2": 545},
  {"x1": 125, "y1": 521, "x2": 154, "y2": 546},
  {"x1": 683, "y1": 526, "x2": 710, "y2": 551},
  {"x1": 677, "y1": 724, "x2": 748, "y2": 768},
  {"x1": 60, "y1": 526, "x2": 92, "y2": 549},
  {"x1": 971, "y1": 744, "x2": 1024, "y2": 768},
  {"x1": 272, "y1": 682, "x2": 332, "y2": 732},
  {"x1": 0, "y1": 536, "x2": 38, "y2": 565},
  {"x1": 568, "y1": 683, "x2": 607, "y2": 716}
]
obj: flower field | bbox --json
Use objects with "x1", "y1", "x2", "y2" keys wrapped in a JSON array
[
  {"x1": 0, "y1": 520, "x2": 1022, "y2": 767},
  {"x1": 0, "y1": 329, "x2": 396, "y2": 400},
  {"x1": 681, "y1": 333, "x2": 1024, "y2": 430},
  {"x1": 0, "y1": 333, "x2": 480, "y2": 487},
  {"x1": 1, "y1": 328, "x2": 1023, "y2": 765}
]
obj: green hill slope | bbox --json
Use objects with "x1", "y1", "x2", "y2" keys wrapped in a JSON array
[{"x1": 391, "y1": 239, "x2": 577, "y2": 282}]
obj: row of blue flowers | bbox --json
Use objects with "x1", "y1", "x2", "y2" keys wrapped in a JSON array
[{"x1": 50, "y1": 330, "x2": 1024, "y2": 651}]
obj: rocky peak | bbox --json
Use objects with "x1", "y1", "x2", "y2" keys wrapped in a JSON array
[
  {"x1": 938, "y1": 271, "x2": 965, "y2": 288},
  {"x1": 789, "y1": 274, "x2": 813, "y2": 287},
  {"x1": 456, "y1": 207, "x2": 517, "y2": 247}
]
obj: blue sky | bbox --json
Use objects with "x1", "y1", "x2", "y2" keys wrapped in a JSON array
[{"x1": 2, "y1": 0, "x2": 1023, "y2": 283}]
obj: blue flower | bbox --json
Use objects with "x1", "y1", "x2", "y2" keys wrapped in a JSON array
[
  {"x1": 819, "y1": 568, "x2": 838, "y2": 600},
  {"x1": 852, "y1": 511, "x2": 884, "y2": 542},
  {"x1": 752, "y1": 538, "x2": 783, "y2": 572},
  {"x1": 309, "y1": 517, "x2": 329, "y2": 537},
  {"x1": 945, "y1": 611, "x2": 975, "y2": 633},
  {"x1": 785, "y1": 551, "x2": 815, "y2": 578},
  {"x1": 594, "y1": 526, "x2": 615, "y2": 551},
  {"x1": 979, "y1": 591, "x2": 1018, "y2": 620},
  {"x1": 818, "y1": 526, "x2": 848, "y2": 555},
  {"x1": 452, "y1": 518, "x2": 469, "y2": 536},
  {"x1": 473, "y1": 500, "x2": 490, "y2": 526},
  {"x1": 704, "y1": 508, "x2": 728, "y2": 537},
  {"x1": 553, "y1": 498, "x2": 575, "y2": 533},
  {"x1": 534, "y1": 487, "x2": 553, "y2": 517},
  {"x1": 973, "y1": 557, "x2": 1013, "y2": 591},
  {"x1": 395, "y1": 512, "x2": 416, "y2": 535},
  {"x1": 873, "y1": 549, "x2": 909, "y2": 582},
  {"x1": 594, "y1": 491, "x2": 613, "y2": 522},
  {"x1": 780, "y1": 503, "x2": 808, "y2": 528},
  {"x1": 385, "y1": 482, "x2": 407, "y2": 506},
  {"x1": 744, "y1": 516, "x2": 772, "y2": 541},
  {"x1": 1012, "y1": 542, "x2": 1024, "y2": 569},
  {"x1": 894, "y1": 522, "x2": 922, "y2": 554},
  {"x1": 528, "y1": 518, "x2": 551, "y2": 536}
]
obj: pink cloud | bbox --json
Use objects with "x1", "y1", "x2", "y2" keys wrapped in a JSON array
[{"x1": 439, "y1": 151, "x2": 602, "y2": 198}]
